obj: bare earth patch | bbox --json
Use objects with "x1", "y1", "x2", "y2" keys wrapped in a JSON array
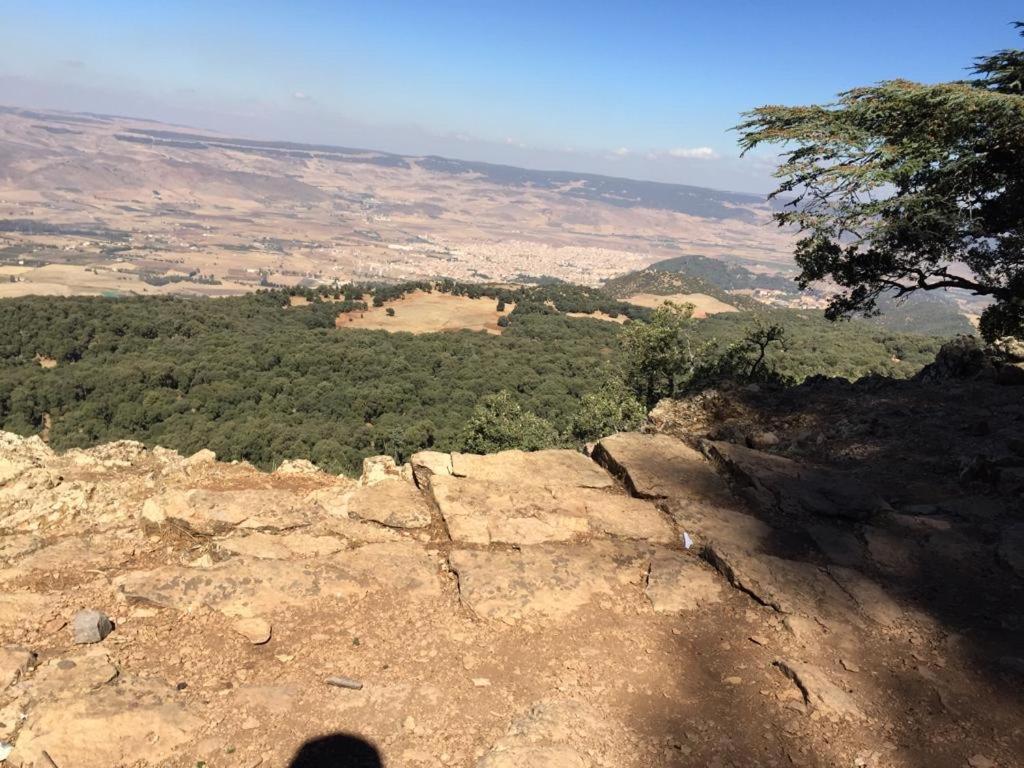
[
  {"x1": 566, "y1": 311, "x2": 628, "y2": 324},
  {"x1": 335, "y1": 291, "x2": 511, "y2": 334},
  {"x1": 625, "y1": 292, "x2": 738, "y2": 318}
]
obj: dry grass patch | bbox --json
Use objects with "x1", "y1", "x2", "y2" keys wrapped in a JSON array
[
  {"x1": 625, "y1": 292, "x2": 738, "y2": 318},
  {"x1": 566, "y1": 311, "x2": 628, "y2": 324},
  {"x1": 336, "y1": 290, "x2": 512, "y2": 334}
]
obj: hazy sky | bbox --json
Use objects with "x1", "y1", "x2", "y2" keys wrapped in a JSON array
[{"x1": 1, "y1": 1, "x2": 1020, "y2": 192}]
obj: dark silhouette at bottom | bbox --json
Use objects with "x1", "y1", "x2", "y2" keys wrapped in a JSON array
[{"x1": 288, "y1": 734, "x2": 383, "y2": 768}]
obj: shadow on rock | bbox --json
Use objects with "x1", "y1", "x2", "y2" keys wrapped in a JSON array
[{"x1": 288, "y1": 734, "x2": 383, "y2": 768}]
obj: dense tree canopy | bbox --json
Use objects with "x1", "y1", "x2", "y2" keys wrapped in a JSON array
[
  {"x1": 0, "y1": 287, "x2": 945, "y2": 473},
  {"x1": 737, "y1": 24, "x2": 1024, "y2": 340}
]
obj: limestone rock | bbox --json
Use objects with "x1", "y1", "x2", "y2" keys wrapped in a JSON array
[
  {"x1": 274, "y1": 458, "x2": 322, "y2": 475},
  {"x1": 411, "y1": 450, "x2": 453, "y2": 488},
  {"x1": 451, "y1": 449, "x2": 613, "y2": 489},
  {"x1": 9, "y1": 678, "x2": 200, "y2": 768},
  {"x1": 702, "y1": 440, "x2": 884, "y2": 520},
  {"x1": 450, "y1": 543, "x2": 644, "y2": 622},
  {"x1": 664, "y1": 499, "x2": 775, "y2": 552},
  {"x1": 645, "y1": 550, "x2": 723, "y2": 612},
  {"x1": 218, "y1": 531, "x2": 345, "y2": 559},
  {"x1": 29, "y1": 650, "x2": 119, "y2": 696},
  {"x1": 1, "y1": 646, "x2": 37, "y2": 689},
  {"x1": 773, "y1": 659, "x2": 864, "y2": 720},
  {"x1": 347, "y1": 478, "x2": 433, "y2": 529},
  {"x1": 593, "y1": 432, "x2": 730, "y2": 502},
  {"x1": 431, "y1": 475, "x2": 673, "y2": 545},
  {"x1": 71, "y1": 610, "x2": 112, "y2": 644},
  {"x1": 140, "y1": 488, "x2": 314, "y2": 535},
  {"x1": 117, "y1": 543, "x2": 440, "y2": 617},
  {"x1": 360, "y1": 455, "x2": 410, "y2": 485},
  {"x1": 233, "y1": 617, "x2": 272, "y2": 644},
  {"x1": 702, "y1": 543, "x2": 857, "y2": 620},
  {"x1": 828, "y1": 567, "x2": 906, "y2": 628},
  {"x1": 183, "y1": 448, "x2": 217, "y2": 466}
]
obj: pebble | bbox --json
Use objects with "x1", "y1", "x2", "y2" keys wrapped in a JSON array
[
  {"x1": 232, "y1": 618, "x2": 272, "y2": 645},
  {"x1": 967, "y1": 756, "x2": 996, "y2": 768},
  {"x1": 472, "y1": 677, "x2": 491, "y2": 687},
  {"x1": 71, "y1": 609, "x2": 113, "y2": 644}
]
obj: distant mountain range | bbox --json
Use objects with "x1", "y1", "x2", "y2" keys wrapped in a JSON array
[{"x1": 117, "y1": 126, "x2": 771, "y2": 222}]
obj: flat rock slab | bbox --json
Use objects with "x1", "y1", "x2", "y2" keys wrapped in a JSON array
[
  {"x1": 10, "y1": 677, "x2": 200, "y2": 768},
  {"x1": 774, "y1": 659, "x2": 864, "y2": 720},
  {"x1": 218, "y1": 531, "x2": 346, "y2": 559},
  {"x1": 594, "y1": 432, "x2": 730, "y2": 502},
  {"x1": 828, "y1": 566, "x2": 906, "y2": 628},
  {"x1": 645, "y1": 549, "x2": 723, "y2": 612},
  {"x1": 702, "y1": 440, "x2": 883, "y2": 521},
  {"x1": 451, "y1": 449, "x2": 614, "y2": 489},
  {"x1": 702, "y1": 543, "x2": 857, "y2": 620},
  {"x1": 1, "y1": 645, "x2": 37, "y2": 689},
  {"x1": 432, "y1": 476, "x2": 673, "y2": 545},
  {"x1": 347, "y1": 478, "x2": 433, "y2": 529},
  {"x1": 450, "y1": 543, "x2": 645, "y2": 623},
  {"x1": 664, "y1": 499, "x2": 776, "y2": 552},
  {"x1": 141, "y1": 488, "x2": 314, "y2": 536},
  {"x1": 117, "y1": 542, "x2": 440, "y2": 617}
]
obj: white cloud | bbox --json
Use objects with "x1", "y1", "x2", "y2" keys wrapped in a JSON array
[
  {"x1": 667, "y1": 146, "x2": 719, "y2": 160},
  {"x1": 612, "y1": 147, "x2": 631, "y2": 157},
  {"x1": 292, "y1": 91, "x2": 308, "y2": 101}
]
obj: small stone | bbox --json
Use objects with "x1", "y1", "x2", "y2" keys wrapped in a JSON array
[
  {"x1": 232, "y1": 618, "x2": 272, "y2": 645},
  {"x1": 472, "y1": 677, "x2": 492, "y2": 687},
  {"x1": 967, "y1": 756, "x2": 996, "y2": 768},
  {"x1": 71, "y1": 610, "x2": 113, "y2": 644},
  {"x1": 723, "y1": 676, "x2": 743, "y2": 686},
  {"x1": 403, "y1": 716, "x2": 416, "y2": 731},
  {"x1": 841, "y1": 659, "x2": 861, "y2": 673},
  {"x1": 749, "y1": 635, "x2": 769, "y2": 647},
  {"x1": 241, "y1": 717, "x2": 260, "y2": 730}
]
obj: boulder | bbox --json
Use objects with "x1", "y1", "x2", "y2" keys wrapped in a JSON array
[
  {"x1": 915, "y1": 336, "x2": 992, "y2": 382},
  {"x1": 347, "y1": 478, "x2": 433, "y2": 529},
  {"x1": 593, "y1": 432, "x2": 730, "y2": 502},
  {"x1": 274, "y1": 458, "x2": 322, "y2": 475},
  {"x1": 71, "y1": 610, "x2": 113, "y2": 644},
  {"x1": 359, "y1": 455, "x2": 412, "y2": 485},
  {"x1": 451, "y1": 449, "x2": 613, "y2": 489}
]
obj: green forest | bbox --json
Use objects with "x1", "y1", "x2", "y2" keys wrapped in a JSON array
[{"x1": 0, "y1": 284, "x2": 948, "y2": 475}]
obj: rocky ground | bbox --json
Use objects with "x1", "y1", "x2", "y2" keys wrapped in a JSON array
[{"x1": 1, "y1": 357, "x2": 1023, "y2": 767}]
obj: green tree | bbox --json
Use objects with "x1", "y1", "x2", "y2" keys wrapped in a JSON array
[
  {"x1": 570, "y1": 377, "x2": 646, "y2": 441},
  {"x1": 620, "y1": 301, "x2": 697, "y2": 408},
  {"x1": 460, "y1": 391, "x2": 559, "y2": 453},
  {"x1": 736, "y1": 24, "x2": 1024, "y2": 340}
]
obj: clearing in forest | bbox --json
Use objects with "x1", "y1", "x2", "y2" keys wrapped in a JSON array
[
  {"x1": 335, "y1": 290, "x2": 512, "y2": 334},
  {"x1": 625, "y1": 292, "x2": 738, "y2": 318}
]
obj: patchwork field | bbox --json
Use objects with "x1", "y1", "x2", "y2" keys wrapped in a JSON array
[
  {"x1": 625, "y1": 292, "x2": 738, "y2": 317},
  {"x1": 335, "y1": 290, "x2": 512, "y2": 334}
]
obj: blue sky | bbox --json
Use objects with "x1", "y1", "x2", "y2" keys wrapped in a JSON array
[{"x1": 1, "y1": 1, "x2": 1020, "y2": 191}]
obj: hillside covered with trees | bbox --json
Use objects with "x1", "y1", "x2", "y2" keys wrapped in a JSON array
[{"x1": 0, "y1": 282, "x2": 948, "y2": 474}]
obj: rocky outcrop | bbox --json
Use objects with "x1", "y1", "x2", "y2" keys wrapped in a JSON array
[{"x1": 1, "y1": 425, "x2": 1021, "y2": 768}]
